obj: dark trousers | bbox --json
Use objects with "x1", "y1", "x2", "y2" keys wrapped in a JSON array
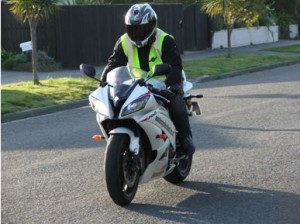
[{"x1": 168, "y1": 94, "x2": 192, "y2": 138}]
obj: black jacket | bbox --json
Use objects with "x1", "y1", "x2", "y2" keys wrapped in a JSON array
[{"x1": 101, "y1": 32, "x2": 183, "y2": 87}]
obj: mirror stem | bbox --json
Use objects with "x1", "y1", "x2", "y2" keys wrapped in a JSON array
[{"x1": 93, "y1": 77, "x2": 101, "y2": 82}]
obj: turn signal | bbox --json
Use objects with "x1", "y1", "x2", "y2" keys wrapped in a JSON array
[
  {"x1": 156, "y1": 134, "x2": 168, "y2": 140},
  {"x1": 92, "y1": 135, "x2": 103, "y2": 141}
]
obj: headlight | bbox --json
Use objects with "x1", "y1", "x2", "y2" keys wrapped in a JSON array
[
  {"x1": 90, "y1": 97, "x2": 108, "y2": 116},
  {"x1": 121, "y1": 95, "x2": 150, "y2": 117}
]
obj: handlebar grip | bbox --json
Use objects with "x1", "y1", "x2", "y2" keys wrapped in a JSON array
[
  {"x1": 147, "y1": 84, "x2": 176, "y2": 100},
  {"x1": 159, "y1": 89, "x2": 176, "y2": 100}
]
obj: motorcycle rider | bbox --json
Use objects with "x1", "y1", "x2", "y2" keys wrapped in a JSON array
[{"x1": 100, "y1": 3, "x2": 195, "y2": 156}]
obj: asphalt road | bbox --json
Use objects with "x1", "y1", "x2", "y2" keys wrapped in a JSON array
[{"x1": 2, "y1": 64, "x2": 300, "y2": 224}]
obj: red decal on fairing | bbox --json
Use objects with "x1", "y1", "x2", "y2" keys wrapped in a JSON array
[{"x1": 138, "y1": 91, "x2": 151, "y2": 98}]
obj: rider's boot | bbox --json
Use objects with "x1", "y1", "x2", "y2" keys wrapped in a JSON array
[{"x1": 179, "y1": 135, "x2": 195, "y2": 156}]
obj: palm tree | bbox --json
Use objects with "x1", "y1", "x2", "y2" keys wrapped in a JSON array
[
  {"x1": 201, "y1": 0, "x2": 265, "y2": 57},
  {"x1": 7, "y1": 0, "x2": 60, "y2": 85}
]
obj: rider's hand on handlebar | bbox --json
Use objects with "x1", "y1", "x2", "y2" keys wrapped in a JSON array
[
  {"x1": 168, "y1": 84, "x2": 183, "y2": 95},
  {"x1": 147, "y1": 84, "x2": 176, "y2": 100},
  {"x1": 159, "y1": 89, "x2": 176, "y2": 100}
]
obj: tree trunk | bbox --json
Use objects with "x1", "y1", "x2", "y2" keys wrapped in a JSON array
[
  {"x1": 227, "y1": 27, "x2": 232, "y2": 57},
  {"x1": 29, "y1": 20, "x2": 40, "y2": 85}
]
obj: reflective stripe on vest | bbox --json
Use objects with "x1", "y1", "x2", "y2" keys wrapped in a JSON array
[{"x1": 121, "y1": 28, "x2": 172, "y2": 78}]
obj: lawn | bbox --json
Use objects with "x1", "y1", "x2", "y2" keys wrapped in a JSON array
[
  {"x1": 2, "y1": 53, "x2": 299, "y2": 114},
  {"x1": 264, "y1": 44, "x2": 300, "y2": 53},
  {"x1": 183, "y1": 53, "x2": 299, "y2": 78},
  {"x1": 1, "y1": 77, "x2": 98, "y2": 114}
]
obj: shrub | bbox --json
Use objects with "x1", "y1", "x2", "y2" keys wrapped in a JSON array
[
  {"x1": 2, "y1": 50, "x2": 59, "y2": 71},
  {"x1": 1, "y1": 50, "x2": 26, "y2": 70},
  {"x1": 277, "y1": 12, "x2": 294, "y2": 37},
  {"x1": 3, "y1": 57, "x2": 15, "y2": 70},
  {"x1": 37, "y1": 50, "x2": 56, "y2": 66},
  {"x1": 258, "y1": 4, "x2": 277, "y2": 26},
  {"x1": 265, "y1": 0, "x2": 300, "y2": 38},
  {"x1": 14, "y1": 54, "x2": 27, "y2": 64},
  {"x1": 209, "y1": 16, "x2": 225, "y2": 32},
  {"x1": 1, "y1": 48, "x2": 11, "y2": 62}
]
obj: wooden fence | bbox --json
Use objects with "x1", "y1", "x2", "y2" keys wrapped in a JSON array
[
  {"x1": 1, "y1": 3, "x2": 210, "y2": 69},
  {"x1": 183, "y1": 3, "x2": 210, "y2": 51}
]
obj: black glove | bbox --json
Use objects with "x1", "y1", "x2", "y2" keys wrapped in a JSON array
[
  {"x1": 159, "y1": 89, "x2": 176, "y2": 100},
  {"x1": 147, "y1": 84, "x2": 163, "y2": 95},
  {"x1": 148, "y1": 84, "x2": 175, "y2": 100},
  {"x1": 168, "y1": 84, "x2": 183, "y2": 95}
]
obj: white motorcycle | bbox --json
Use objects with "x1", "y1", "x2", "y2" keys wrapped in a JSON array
[{"x1": 80, "y1": 64, "x2": 202, "y2": 206}]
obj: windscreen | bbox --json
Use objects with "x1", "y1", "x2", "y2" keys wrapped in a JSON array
[{"x1": 106, "y1": 66, "x2": 147, "y2": 87}]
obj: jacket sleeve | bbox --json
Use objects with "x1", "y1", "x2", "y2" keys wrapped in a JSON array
[
  {"x1": 161, "y1": 35, "x2": 183, "y2": 87},
  {"x1": 100, "y1": 37, "x2": 128, "y2": 81}
]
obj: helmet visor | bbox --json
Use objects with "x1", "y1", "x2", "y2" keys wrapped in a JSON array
[{"x1": 126, "y1": 23, "x2": 154, "y2": 42}]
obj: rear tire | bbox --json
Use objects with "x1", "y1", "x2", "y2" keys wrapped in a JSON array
[
  {"x1": 104, "y1": 134, "x2": 139, "y2": 206},
  {"x1": 164, "y1": 155, "x2": 193, "y2": 184}
]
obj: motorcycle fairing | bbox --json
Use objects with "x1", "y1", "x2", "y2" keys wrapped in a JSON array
[
  {"x1": 137, "y1": 109, "x2": 176, "y2": 149},
  {"x1": 139, "y1": 138, "x2": 171, "y2": 184},
  {"x1": 89, "y1": 86, "x2": 114, "y2": 119}
]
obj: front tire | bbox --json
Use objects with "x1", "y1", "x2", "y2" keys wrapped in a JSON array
[
  {"x1": 104, "y1": 134, "x2": 139, "y2": 206},
  {"x1": 164, "y1": 155, "x2": 193, "y2": 184}
]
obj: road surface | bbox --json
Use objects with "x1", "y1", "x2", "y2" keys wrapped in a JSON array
[{"x1": 2, "y1": 63, "x2": 300, "y2": 224}]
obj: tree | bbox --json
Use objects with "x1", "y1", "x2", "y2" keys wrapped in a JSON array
[
  {"x1": 265, "y1": 0, "x2": 300, "y2": 37},
  {"x1": 7, "y1": 0, "x2": 60, "y2": 85},
  {"x1": 63, "y1": 0, "x2": 105, "y2": 4},
  {"x1": 62, "y1": 0, "x2": 198, "y2": 4},
  {"x1": 200, "y1": 0, "x2": 266, "y2": 57}
]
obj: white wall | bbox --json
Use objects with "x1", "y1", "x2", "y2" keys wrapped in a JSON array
[
  {"x1": 289, "y1": 24, "x2": 299, "y2": 39},
  {"x1": 211, "y1": 26, "x2": 279, "y2": 49}
]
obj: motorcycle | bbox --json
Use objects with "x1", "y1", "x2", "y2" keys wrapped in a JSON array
[{"x1": 80, "y1": 64, "x2": 202, "y2": 206}]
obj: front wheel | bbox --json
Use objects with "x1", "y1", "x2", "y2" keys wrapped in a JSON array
[
  {"x1": 104, "y1": 134, "x2": 139, "y2": 206},
  {"x1": 164, "y1": 155, "x2": 193, "y2": 184}
]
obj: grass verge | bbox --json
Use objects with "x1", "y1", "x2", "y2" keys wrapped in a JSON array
[
  {"x1": 1, "y1": 77, "x2": 98, "y2": 114},
  {"x1": 183, "y1": 53, "x2": 299, "y2": 78},
  {"x1": 263, "y1": 44, "x2": 300, "y2": 53},
  {"x1": 2, "y1": 53, "x2": 299, "y2": 114}
]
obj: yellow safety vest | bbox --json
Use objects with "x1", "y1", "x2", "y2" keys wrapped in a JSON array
[{"x1": 121, "y1": 28, "x2": 172, "y2": 78}]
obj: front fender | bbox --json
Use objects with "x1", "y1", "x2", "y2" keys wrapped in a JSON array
[{"x1": 109, "y1": 128, "x2": 139, "y2": 155}]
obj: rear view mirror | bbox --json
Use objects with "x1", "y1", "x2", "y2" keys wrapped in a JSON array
[
  {"x1": 80, "y1": 64, "x2": 96, "y2": 78},
  {"x1": 152, "y1": 64, "x2": 171, "y2": 77}
]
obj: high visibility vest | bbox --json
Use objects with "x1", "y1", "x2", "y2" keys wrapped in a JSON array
[{"x1": 121, "y1": 28, "x2": 172, "y2": 78}]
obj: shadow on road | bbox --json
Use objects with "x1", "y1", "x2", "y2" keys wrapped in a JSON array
[
  {"x1": 127, "y1": 181, "x2": 300, "y2": 224},
  {"x1": 191, "y1": 120, "x2": 256, "y2": 150}
]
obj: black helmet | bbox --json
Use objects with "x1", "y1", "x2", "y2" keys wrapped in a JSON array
[{"x1": 125, "y1": 3, "x2": 157, "y2": 48}]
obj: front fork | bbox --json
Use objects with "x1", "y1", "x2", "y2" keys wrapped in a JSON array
[{"x1": 109, "y1": 128, "x2": 140, "y2": 172}]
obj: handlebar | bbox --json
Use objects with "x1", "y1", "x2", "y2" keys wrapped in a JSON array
[{"x1": 146, "y1": 84, "x2": 176, "y2": 102}]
